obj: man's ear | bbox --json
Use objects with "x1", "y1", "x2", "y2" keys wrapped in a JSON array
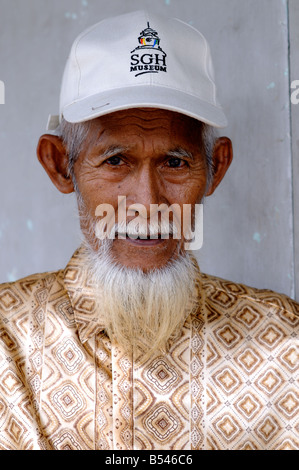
[
  {"x1": 205, "y1": 137, "x2": 233, "y2": 196},
  {"x1": 36, "y1": 134, "x2": 74, "y2": 194}
]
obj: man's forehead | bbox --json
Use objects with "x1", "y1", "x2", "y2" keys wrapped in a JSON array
[
  {"x1": 92, "y1": 107, "x2": 201, "y2": 125},
  {"x1": 86, "y1": 108, "x2": 203, "y2": 145}
]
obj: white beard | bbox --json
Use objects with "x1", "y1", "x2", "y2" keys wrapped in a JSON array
[
  {"x1": 78, "y1": 196, "x2": 200, "y2": 362},
  {"x1": 82, "y1": 237, "x2": 199, "y2": 361}
]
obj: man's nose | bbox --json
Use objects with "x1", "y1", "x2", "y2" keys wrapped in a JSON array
[{"x1": 127, "y1": 165, "x2": 162, "y2": 216}]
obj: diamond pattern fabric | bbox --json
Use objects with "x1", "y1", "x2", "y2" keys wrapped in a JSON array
[{"x1": 0, "y1": 246, "x2": 298, "y2": 450}]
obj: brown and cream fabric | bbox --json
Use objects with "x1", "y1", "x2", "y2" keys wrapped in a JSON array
[{"x1": 0, "y1": 246, "x2": 298, "y2": 450}]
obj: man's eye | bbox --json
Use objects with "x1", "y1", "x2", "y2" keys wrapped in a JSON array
[
  {"x1": 167, "y1": 157, "x2": 186, "y2": 168},
  {"x1": 106, "y1": 156, "x2": 123, "y2": 166}
]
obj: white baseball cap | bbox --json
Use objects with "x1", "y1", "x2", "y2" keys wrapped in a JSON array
[{"x1": 47, "y1": 10, "x2": 227, "y2": 131}]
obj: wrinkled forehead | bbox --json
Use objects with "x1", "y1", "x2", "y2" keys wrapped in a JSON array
[{"x1": 83, "y1": 108, "x2": 204, "y2": 149}]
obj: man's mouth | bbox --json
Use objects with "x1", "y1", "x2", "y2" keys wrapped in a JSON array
[{"x1": 116, "y1": 233, "x2": 173, "y2": 246}]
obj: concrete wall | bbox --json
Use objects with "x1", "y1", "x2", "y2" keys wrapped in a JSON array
[{"x1": 0, "y1": 0, "x2": 298, "y2": 300}]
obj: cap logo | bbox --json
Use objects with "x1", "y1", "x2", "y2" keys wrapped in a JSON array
[{"x1": 130, "y1": 22, "x2": 167, "y2": 77}]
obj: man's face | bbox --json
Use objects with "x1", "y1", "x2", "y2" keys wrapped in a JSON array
[{"x1": 73, "y1": 108, "x2": 208, "y2": 271}]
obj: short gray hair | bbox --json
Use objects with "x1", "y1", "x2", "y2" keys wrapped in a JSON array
[{"x1": 56, "y1": 116, "x2": 218, "y2": 191}]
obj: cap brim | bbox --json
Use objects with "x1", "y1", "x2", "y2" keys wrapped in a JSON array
[{"x1": 62, "y1": 85, "x2": 227, "y2": 128}]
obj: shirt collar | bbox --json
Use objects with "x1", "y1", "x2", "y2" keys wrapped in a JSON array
[{"x1": 64, "y1": 245, "x2": 203, "y2": 345}]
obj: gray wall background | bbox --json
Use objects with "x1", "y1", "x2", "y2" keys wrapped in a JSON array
[{"x1": 0, "y1": 0, "x2": 298, "y2": 301}]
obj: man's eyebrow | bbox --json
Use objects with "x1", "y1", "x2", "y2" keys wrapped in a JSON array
[
  {"x1": 97, "y1": 145, "x2": 195, "y2": 160},
  {"x1": 97, "y1": 145, "x2": 129, "y2": 159},
  {"x1": 166, "y1": 147, "x2": 195, "y2": 161}
]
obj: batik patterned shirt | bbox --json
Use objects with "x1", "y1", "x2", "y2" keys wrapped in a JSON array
[{"x1": 0, "y1": 246, "x2": 298, "y2": 450}]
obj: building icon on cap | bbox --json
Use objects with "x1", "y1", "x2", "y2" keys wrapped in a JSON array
[
  {"x1": 133, "y1": 22, "x2": 162, "y2": 51},
  {"x1": 130, "y1": 22, "x2": 167, "y2": 77}
]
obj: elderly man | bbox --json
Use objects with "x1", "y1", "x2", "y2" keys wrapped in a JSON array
[{"x1": 0, "y1": 11, "x2": 298, "y2": 451}]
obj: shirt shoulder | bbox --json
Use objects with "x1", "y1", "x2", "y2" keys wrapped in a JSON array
[
  {"x1": 0, "y1": 270, "x2": 63, "y2": 313},
  {"x1": 0, "y1": 270, "x2": 65, "y2": 341},
  {"x1": 200, "y1": 272, "x2": 299, "y2": 327}
]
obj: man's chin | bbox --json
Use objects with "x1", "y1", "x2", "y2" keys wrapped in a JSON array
[{"x1": 107, "y1": 237, "x2": 183, "y2": 272}]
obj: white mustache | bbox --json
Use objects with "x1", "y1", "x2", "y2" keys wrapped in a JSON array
[
  {"x1": 106, "y1": 220, "x2": 180, "y2": 239},
  {"x1": 93, "y1": 198, "x2": 203, "y2": 249}
]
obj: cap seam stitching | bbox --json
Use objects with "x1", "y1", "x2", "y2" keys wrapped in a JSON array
[{"x1": 73, "y1": 21, "x2": 109, "y2": 100}]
